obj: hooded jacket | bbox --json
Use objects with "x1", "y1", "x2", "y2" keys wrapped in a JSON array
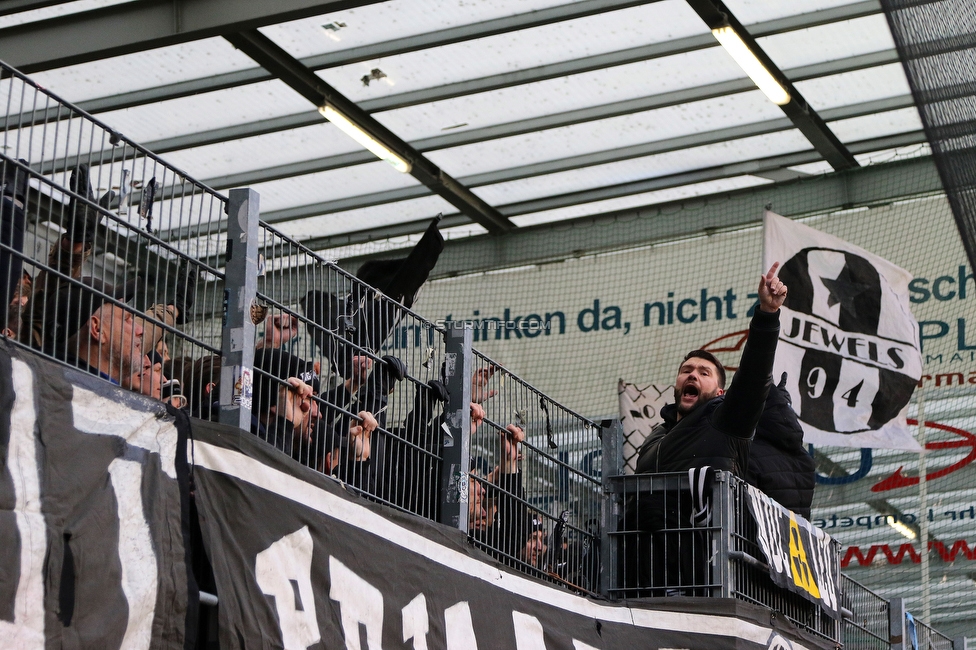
[{"x1": 746, "y1": 377, "x2": 816, "y2": 519}]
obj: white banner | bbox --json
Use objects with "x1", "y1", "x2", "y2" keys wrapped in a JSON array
[
  {"x1": 617, "y1": 381, "x2": 672, "y2": 473},
  {"x1": 762, "y1": 211, "x2": 922, "y2": 450}
]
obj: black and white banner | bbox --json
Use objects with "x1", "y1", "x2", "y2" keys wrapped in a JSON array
[
  {"x1": 0, "y1": 342, "x2": 193, "y2": 649},
  {"x1": 763, "y1": 211, "x2": 922, "y2": 450},
  {"x1": 191, "y1": 420, "x2": 828, "y2": 650},
  {"x1": 744, "y1": 484, "x2": 840, "y2": 619}
]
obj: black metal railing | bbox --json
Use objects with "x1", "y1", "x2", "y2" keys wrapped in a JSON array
[{"x1": 607, "y1": 471, "x2": 842, "y2": 643}]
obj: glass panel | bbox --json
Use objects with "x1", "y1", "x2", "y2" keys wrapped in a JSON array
[
  {"x1": 91, "y1": 79, "x2": 315, "y2": 143},
  {"x1": 757, "y1": 15, "x2": 895, "y2": 70},
  {"x1": 28, "y1": 37, "x2": 257, "y2": 102},
  {"x1": 374, "y1": 50, "x2": 760, "y2": 143},
  {"x1": 511, "y1": 175, "x2": 773, "y2": 227},
  {"x1": 259, "y1": 0, "x2": 580, "y2": 58},
  {"x1": 427, "y1": 105, "x2": 796, "y2": 180},
  {"x1": 249, "y1": 160, "x2": 423, "y2": 213},
  {"x1": 313, "y1": 1, "x2": 707, "y2": 103},
  {"x1": 272, "y1": 195, "x2": 453, "y2": 241},
  {"x1": 0, "y1": 0, "x2": 134, "y2": 28},
  {"x1": 723, "y1": 0, "x2": 869, "y2": 24},
  {"x1": 828, "y1": 107, "x2": 923, "y2": 144},
  {"x1": 469, "y1": 131, "x2": 811, "y2": 206},
  {"x1": 794, "y1": 64, "x2": 912, "y2": 110},
  {"x1": 160, "y1": 124, "x2": 359, "y2": 182}
]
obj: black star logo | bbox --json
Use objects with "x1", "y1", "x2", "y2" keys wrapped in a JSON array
[{"x1": 820, "y1": 262, "x2": 872, "y2": 319}]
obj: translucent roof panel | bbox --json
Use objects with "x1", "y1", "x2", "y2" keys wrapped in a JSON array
[
  {"x1": 793, "y1": 65, "x2": 912, "y2": 110},
  {"x1": 272, "y1": 195, "x2": 455, "y2": 241},
  {"x1": 94, "y1": 80, "x2": 315, "y2": 143},
  {"x1": 371, "y1": 49, "x2": 765, "y2": 144},
  {"x1": 723, "y1": 0, "x2": 870, "y2": 24},
  {"x1": 510, "y1": 175, "x2": 773, "y2": 228},
  {"x1": 160, "y1": 124, "x2": 351, "y2": 182},
  {"x1": 247, "y1": 160, "x2": 423, "y2": 214},
  {"x1": 0, "y1": 0, "x2": 133, "y2": 28},
  {"x1": 259, "y1": 0, "x2": 580, "y2": 58},
  {"x1": 27, "y1": 37, "x2": 257, "y2": 102},
  {"x1": 468, "y1": 131, "x2": 812, "y2": 207},
  {"x1": 312, "y1": 1, "x2": 708, "y2": 104},
  {"x1": 827, "y1": 107, "x2": 923, "y2": 144},
  {"x1": 755, "y1": 15, "x2": 895, "y2": 70},
  {"x1": 423, "y1": 91, "x2": 785, "y2": 178}
]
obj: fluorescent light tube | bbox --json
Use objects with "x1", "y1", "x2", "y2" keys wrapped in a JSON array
[
  {"x1": 318, "y1": 104, "x2": 412, "y2": 173},
  {"x1": 712, "y1": 25, "x2": 791, "y2": 106},
  {"x1": 887, "y1": 518, "x2": 917, "y2": 541}
]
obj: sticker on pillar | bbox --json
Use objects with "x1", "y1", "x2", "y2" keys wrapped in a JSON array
[{"x1": 233, "y1": 366, "x2": 253, "y2": 410}]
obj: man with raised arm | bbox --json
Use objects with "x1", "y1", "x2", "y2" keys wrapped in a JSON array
[
  {"x1": 629, "y1": 263, "x2": 787, "y2": 596},
  {"x1": 635, "y1": 263, "x2": 788, "y2": 476}
]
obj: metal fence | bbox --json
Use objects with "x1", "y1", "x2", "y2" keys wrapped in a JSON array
[
  {"x1": 606, "y1": 471, "x2": 842, "y2": 643},
  {"x1": 247, "y1": 220, "x2": 449, "y2": 520},
  {"x1": 843, "y1": 575, "x2": 891, "y2": 650},
  {"x1": 1, "y1": 60, "x2": 224, "y2": 417},
  {"x1": 466, "y1": 348, "x2": 604, "y2": 592}
]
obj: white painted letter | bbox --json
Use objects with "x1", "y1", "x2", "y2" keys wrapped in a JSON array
[
  {"x1": 0, "y1": 359, "x2": 46, "y2": 648},
  {"x1": 256, "y1": 527, "x2": 321, "y2": 649},
  {"x1": 329, "y1": 556, "x2": 384, "y2": 650},
  {"x1": 109, "y1": 458, "x2": 158, "y2": 650},
  {"x1": 444, "y1": 601, "x2": 478, "y2": 650},
  {"x1": 401, "y1": 593, "x2": 429, "y2": 650},
  {"x1": 513, "y1": 611, "x2": 546, "y2": 650}
]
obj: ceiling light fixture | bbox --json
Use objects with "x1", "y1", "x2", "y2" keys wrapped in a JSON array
[
  {"x1": 887, "y1": 518, "x2": 918, "y2": 541},
  {"x1": 318, "y1": 103, "x2": 412, "y2": 173},
  {"x1": 711, "y1": 25, "x2": 791, "y2": 106}
]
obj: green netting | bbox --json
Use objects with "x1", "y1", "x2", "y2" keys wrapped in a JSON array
[{"x1": 407, "y1": 154, "x2": 976, "y2": 640}]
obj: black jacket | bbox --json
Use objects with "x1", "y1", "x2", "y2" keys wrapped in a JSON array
[
  {"x1": 746, "y1": 379, "x2": 816, "y2": 519},
  {"x1": 635, "y1": 309, "x2": 781, "y2": 476}
]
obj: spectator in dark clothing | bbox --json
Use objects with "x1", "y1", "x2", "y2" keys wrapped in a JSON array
[
  {"x1": 66, "y1": 300, "x2": 145, "y2": 385},
  {"x1": 251, "y1": 349, "x2": 377, "y2": 487},
  {"x1": 469, "y1": 407, "x2": 530, "y2": 567},
  {"x1": 747, "y1": 373, "x2": 816, "y2": 519},
  {"x1": 1, "y1": 158, "x2": 28, "y2": 336},
  {"x1": 627, "y1": 263, "x2": 788, "y2": 596}
]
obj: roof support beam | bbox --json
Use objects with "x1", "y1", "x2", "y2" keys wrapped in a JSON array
[
  {"x1": 0, "y1": 0, "x2": 386, "y2": 73},
  {"x1": 685, "y1": 0, "x2": 859, "y2": 170},
  {"x1": 224, "y1": 29, "x2": 512, "y2": 234}
]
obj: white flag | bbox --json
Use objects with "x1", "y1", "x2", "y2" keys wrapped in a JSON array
[
  {"x1": 618, "y1": 381, "x2": 673, "y2": 473},
  {"x1": 762, "y1": 211, "x2": 921, "y2": 450}
]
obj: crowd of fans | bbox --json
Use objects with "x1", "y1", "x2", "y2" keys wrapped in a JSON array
[{"x1": 1, "y1": 159, "x2": 814, "y2": 594}]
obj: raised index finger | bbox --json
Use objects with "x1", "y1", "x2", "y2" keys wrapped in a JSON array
[{"x1": 765, "y1": 262, "x2": 781, "y2": 282}]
